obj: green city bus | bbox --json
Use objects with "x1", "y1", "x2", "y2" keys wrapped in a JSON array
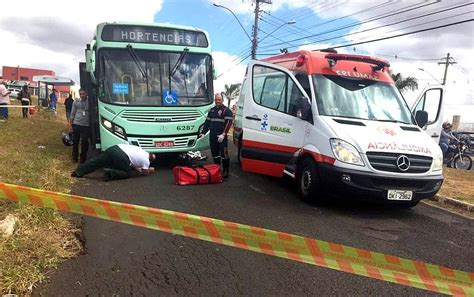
[{"x1": 80, "y1": 22, "x2": 214, "y2": 153}]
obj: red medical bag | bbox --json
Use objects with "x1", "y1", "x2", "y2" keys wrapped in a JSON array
[{"x1": 173, "y1": 164, "x2": 223, "y2": 185}]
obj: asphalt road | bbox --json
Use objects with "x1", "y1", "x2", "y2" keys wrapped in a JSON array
[{"x1": 35, "y1": 149, "x2": 473, "y2": 296}]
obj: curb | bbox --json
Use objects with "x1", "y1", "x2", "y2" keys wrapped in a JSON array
[{"x1": 429, "y1": 195, "x2": 474, "y2": 212}]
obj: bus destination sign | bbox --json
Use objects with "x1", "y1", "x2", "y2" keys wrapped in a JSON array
[{"x1": 102, "y1": 25, "x2": 208, "y2": 47}]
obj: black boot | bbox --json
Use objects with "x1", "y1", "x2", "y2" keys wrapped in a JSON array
[
  {"x1": 213, "y1": 157, "x2": 221, "y2": 165},
  {"x1": 222, "y1": 158, "x2": 230, "y2": 178}
]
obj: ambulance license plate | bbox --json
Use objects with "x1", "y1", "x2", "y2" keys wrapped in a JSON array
[
  {"x1": 387, "y1": 190, "x2": 413, "y2": 201},
  {"x1": 155, "y1": 141, "x2": 174, "y2": 148}
]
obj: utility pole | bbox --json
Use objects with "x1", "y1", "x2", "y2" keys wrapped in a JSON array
[
  {"x1": 438, "y1": 53, "x2": 457, "y2": 85},
  {"x1": 251, "y1": 1, "x2": 260, "y2": 60},
  {"x1": 251, "y1": 0, "x2": 272, "y2": 59}
]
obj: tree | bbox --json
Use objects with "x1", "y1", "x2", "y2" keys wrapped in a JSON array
[
  {"x1": 391, "y1": 72, "x2": 418, "y2": 93},
  {"x1": 223, "y1": 83, "x2": 241, "y2": 107}
]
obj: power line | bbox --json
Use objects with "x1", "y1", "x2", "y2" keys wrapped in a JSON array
[
  {"x1": 274, "y1": 1, "x2": 339, "y2": 25},
  {"x1": 319, "y1": 19, "x2": 473, "y2": 51},
  {"x1": 227, "y1": 41, "x2": 253, "y2": 59},
  {"x1": 259, "y1": 15, "x2": 308, "y2": 39},
  {"x1": 355, "y1": 50, "x2": 444, "y2": 62},
  {"x1": 262, "y1": 0, "x2": 427, "y2": 44},
  {"x1": 257, "y1": 19, "x2": 302, "y2": 47},
  {"x1": 259, "y1": 1, "x2": 355, "y2": 42},
  {"x1": 260, "y1": 1, "x2": 347, "y2": 38},
  {"x1": 261, "y1": 4, "x2": 473, "y2": 51},
  {"x1": 259, "y1": 1, "x2": 439, "y2": 49},
  {"x1": 281, "y1": 0, "x2": 393, "y2": 39},
  {"x1": 216, "y1": 53, "x2": 251, "y2": 78}
]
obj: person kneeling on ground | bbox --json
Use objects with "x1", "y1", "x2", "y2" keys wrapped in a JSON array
[{"x1": 71, "y1": 144, "x2": 156, "y2": 181}]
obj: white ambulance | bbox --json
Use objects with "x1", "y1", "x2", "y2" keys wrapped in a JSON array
[{"x1": 233, "y1": 50, "x2": 445, "y2": 207}]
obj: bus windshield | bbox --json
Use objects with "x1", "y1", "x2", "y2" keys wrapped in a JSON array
[
  {"x1": 313, "y1": 74, "x2": 414, "y2": 124},
  {"x1": 98, "y1": 48, "x2": 212, "y2": 106}
]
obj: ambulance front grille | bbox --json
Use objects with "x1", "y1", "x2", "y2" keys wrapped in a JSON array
[{"x1": 366, "y1": 152, "x2": 432, "y2": 173}]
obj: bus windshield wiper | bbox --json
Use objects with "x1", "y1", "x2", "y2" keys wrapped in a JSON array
[
  {"x1": 171, "y1": 48, "x2": 189, "y2": 76},
  {"x1": 126, "y1": 44, "x2": 150, "y2": 95}
]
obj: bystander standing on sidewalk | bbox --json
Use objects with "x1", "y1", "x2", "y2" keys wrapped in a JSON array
[
  {"x1": 49, "y1": 89, "x2": 58, "y2": 111},
  {"x1": 69, "y1": 88, "x2": 90, "y2": 163},
  {"x1": 0, "y1": 79, "x2": 11, "y2": 120},
  {"x1": 64, "y1": 93, "x2": 74, "y2": 121},
  {"x1": 19, "y1": 85, "x2": 31, "y2": 118}
]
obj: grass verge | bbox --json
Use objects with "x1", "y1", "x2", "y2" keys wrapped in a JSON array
[
  {"x1": 438, "y1": 167, "x2": 474, "y2": 204},
  {"x1": 0, "y1": 103, "x2": 82, "y2": 295}
]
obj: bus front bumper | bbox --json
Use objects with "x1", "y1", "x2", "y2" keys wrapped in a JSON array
[{"x1": 100, "y1": 126, "x2": 210, "y2": 153}]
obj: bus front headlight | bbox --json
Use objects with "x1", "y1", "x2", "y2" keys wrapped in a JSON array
[
  {"x1": 102, "y1": 117, "x2": 127, "y2": 139},
  {"x1": 114, "y1": 125, "x2": 125, "y2": 138},
  {"x1": 432, "y1": 154, "x2": 443, "y2": 171},
  {"x1": 102, "y1": 119, "x2": 113, "y2": 130},
  {"x1": 330, "y1": 139, "x2": 365, "y2": 166}
]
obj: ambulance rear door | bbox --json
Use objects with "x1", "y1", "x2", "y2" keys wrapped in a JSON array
[{"x1": 240, "y1": 60, "x2": 312, "y2": 177}]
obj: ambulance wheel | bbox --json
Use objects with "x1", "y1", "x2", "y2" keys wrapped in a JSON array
[{"x1": 297, "y1": 158, "x2": 320, "y2": 203}]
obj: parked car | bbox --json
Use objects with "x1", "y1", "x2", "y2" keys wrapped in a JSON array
[{"x1": 7, "y1": 88, "x2": 20, "y2": 98}]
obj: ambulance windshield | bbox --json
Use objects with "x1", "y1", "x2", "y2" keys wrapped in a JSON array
[{"x1": 313, "y1": 75, "x2": 414, "y2": 124}]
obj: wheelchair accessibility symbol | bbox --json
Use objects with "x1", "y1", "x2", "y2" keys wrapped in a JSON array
[{"x1": 162, "y1": 90, "x2": 178, "y2": 105}]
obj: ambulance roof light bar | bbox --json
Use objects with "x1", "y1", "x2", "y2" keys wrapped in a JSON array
[{"x1": 325, "y1": 53, "x2": 390, "y2": 72}]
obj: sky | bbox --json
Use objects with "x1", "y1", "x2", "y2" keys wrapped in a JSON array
[{"x1": 0, "y1": 0, "x2": 472, "y2": 123}]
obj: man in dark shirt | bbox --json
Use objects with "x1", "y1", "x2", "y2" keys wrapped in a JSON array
[
  {"x1": 64, "y1": 93, "x2": 74, "y2": 121},
  {"x1": 200, "y1": 93, "x2": 233, "y2": 178}
]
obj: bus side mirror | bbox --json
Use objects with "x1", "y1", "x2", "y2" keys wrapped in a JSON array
[
  {"x1": 211, "y1": 57, "x2": 217, "y2": 80},
  {"x1": 85, "y1": 50, "x2": 95, "y2": 73},
  {"x1": 297, "y1": 97, "x2": 311, "y2": 120},
  {"x1": 415, "y1": 110, "x2": 428, "y2": 128}
]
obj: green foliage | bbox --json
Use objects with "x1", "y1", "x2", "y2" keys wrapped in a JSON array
[
  {"x1": 391, "y1": 72, "x2": 419, "y2": 93},
  {"x1": 223, "y1": 83, "x2": 241, "y2": 107}
]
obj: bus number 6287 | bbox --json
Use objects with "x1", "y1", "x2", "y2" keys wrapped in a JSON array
[{"x1": 177, "y1": 125, "x2": 194, "y2": 131}]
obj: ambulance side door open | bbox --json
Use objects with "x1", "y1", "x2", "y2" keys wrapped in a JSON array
[
  {"x1": 240, "y1": 60, "x2": 312, "y2": 177},
  {"x1": 411, "y1": 86, "x2": 445, "y2": 143}
]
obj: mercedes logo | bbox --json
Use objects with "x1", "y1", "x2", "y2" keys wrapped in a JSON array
[{"x1": 396, "y1": 155, "x2": 410, "y2": 171}]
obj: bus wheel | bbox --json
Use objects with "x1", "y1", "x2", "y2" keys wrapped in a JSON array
[{"x1": 297, "y1": 158, "x2": 320, "y2": 203}]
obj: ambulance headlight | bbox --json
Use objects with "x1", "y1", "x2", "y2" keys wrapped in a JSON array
[
  {"x1": 432, "y1": 154, "x2": 443, "y2": 172},
  {"x1": 330, "y1": 139, "x2": 364, "y2": 166}
]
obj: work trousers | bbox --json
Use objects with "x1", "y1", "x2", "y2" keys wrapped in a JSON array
[
  {"x1": 210, "y1": 133, "x2": 229, "y2": 160},
  {"x1": 0, "y1": 103, "x2": 8, "y2": 119},
  {"x1": 210, "y1": 133, "x2": 230, "y2": 177},
  {"x1": 21, "y1": 99, "x2": 29, "y2": 118},
  {"x1": 72, "y1": 124, "x2": 90, "y2": 163},
  {"x1": 75, "y1": 145, "x2": 134, "y2": 180}
]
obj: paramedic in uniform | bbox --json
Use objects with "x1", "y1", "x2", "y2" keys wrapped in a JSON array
[{"x1": 200, "y1": 93, "x2": 233, "y2": 178}]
